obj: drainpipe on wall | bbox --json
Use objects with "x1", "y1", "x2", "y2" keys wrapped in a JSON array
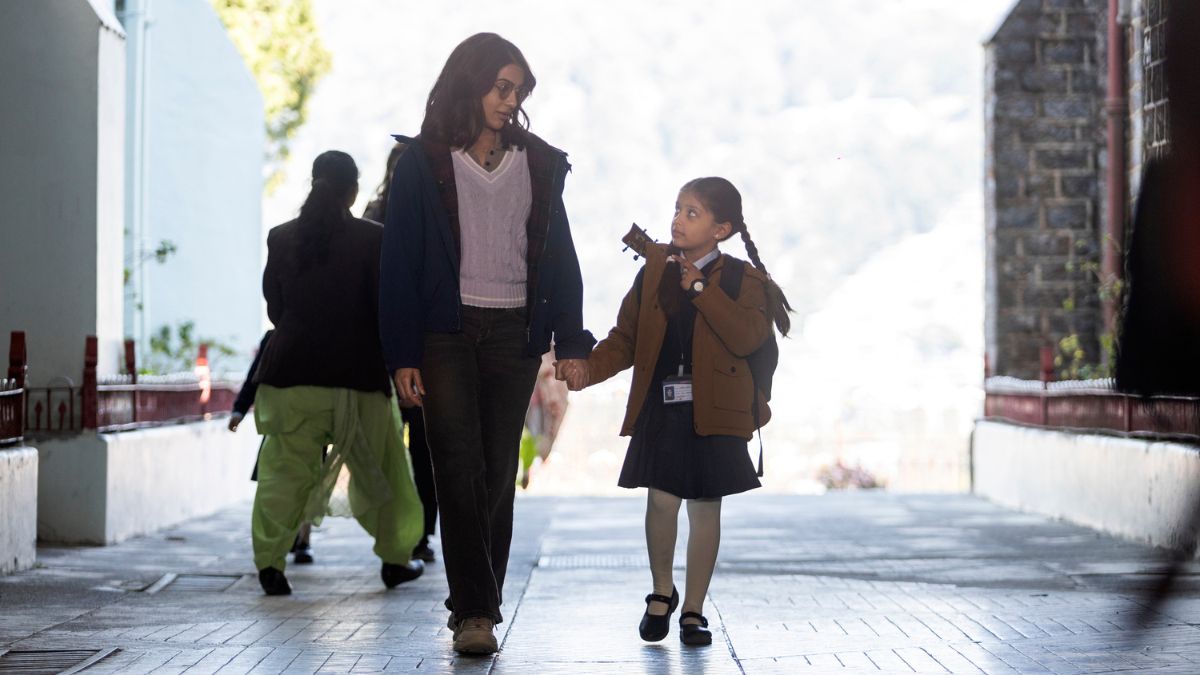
[
  {"x1": 117, "y1": 0, "x2": 153, "y2": 360},
  {"x1": 1103, "y1": 0, "x2": 1129, "y2": 340}
]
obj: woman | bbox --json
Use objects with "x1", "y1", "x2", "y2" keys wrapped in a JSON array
[
  {"x1": 252, "y1": 150, "x2": 425, "y2": 596},
  {"x1": 379, "y1": 33, "x2": 594, "y2": 655}
]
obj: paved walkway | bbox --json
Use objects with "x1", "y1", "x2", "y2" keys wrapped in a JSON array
[{"x1": 3, "y1": 493, "x2": 1200, "y2": 673}]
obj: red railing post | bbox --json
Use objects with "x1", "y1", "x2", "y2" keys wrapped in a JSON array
[
  {"x1": 1039, "y1": 345, "x2": 1055, "y2": 384},
  {"x1": 124, "y1": 338, "x2": 138, "y2": 425},
  {"x1": 82, "y1": 336, "x2": 98, "y2": 430},
  {"x1": 8, "y1": 331, "x2": 26, "y2": 387},
  {"x1": 124, "y1": 339, "x2": 137, "y2": 384},
  {"x1": 3, "y1": 331, "x2": 27, "y2": 444},
  {"x1": 1039, "y1": 345, "x2": 1054, "y2": 425}
]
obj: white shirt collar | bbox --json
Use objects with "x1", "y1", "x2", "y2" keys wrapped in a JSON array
[{"x1": 688, "y1": 248, "x2": 721, "y2": 271}]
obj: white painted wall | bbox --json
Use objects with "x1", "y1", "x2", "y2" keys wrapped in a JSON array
[
  {"x1": 97, "y1": 9, "x2": 128, "y2": 378},
  {"x1": 0, "y1": 1, "x2": 126, "y2": 385},
  {"x1": 36, "y1": 434, "x2": 113, "y2": 544},
  {"x1": 37, "y1": 419, "x2": 260, "y2": 545},
  {"x1": 0, "y1": 447, "x2": 38, "y2": 575},
  {"x1": 136, "y1": 0, "x2": 265, "y2": 368},
  {"x1": 973, "y1": 420, "x2": 1200, "y2": 554}
]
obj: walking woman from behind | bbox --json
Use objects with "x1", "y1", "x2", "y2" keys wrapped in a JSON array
[
  {"x1": 252, "y1": 150, "x2": 425, "y2": 595},
  {"x1": 569, "y1": 177, "x2": 792, "y2": 645},
  {"x1": 379, "y1": 33, "x2": 594, "y2": 655}
]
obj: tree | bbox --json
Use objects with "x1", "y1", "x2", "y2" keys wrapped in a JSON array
[{"x1": 209, "y1": 0, "x2": 332, "y2": 191}]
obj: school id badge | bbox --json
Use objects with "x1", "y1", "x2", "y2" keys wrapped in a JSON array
[{"x1": 662, "y1": 374, "x2": 693, "y2": 404}]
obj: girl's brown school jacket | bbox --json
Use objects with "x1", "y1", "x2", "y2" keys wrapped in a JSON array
[{"x1": 587, "y1": 243, "x2": 773, "y2": 440}]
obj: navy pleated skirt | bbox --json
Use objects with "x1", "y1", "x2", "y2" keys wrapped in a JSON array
[{"x1": 618, "y1": 395, "x2": 761, "y2": 500}]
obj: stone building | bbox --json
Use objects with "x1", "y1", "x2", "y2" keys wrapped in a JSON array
[
  {"x1": 0, "y1": 0, "x2": 265, "y2": 572},
  {"x1": 984, "y1": 0, "x2": 1172, "y2": 380}
]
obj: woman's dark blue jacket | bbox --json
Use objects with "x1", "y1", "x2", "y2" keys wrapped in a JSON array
[{"x1": 378, "y1": 129, "x2": 595, "y2": 373}]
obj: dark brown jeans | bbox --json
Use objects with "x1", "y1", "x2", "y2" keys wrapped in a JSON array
[{"x1": 420, "y1": 306, "x2": 541, "y2": 625}]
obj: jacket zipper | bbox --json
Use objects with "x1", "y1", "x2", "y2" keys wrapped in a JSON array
[{"x1": 527, "y1": 153, "x2": 564, "y2": 343}]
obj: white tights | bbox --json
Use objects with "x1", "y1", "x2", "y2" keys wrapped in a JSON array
[{"x1": 644, "y1": 487, "x2": 722, "y2": 624}]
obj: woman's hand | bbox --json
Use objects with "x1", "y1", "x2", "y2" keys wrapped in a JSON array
[
  {"x1": 668, "y1": 254, "x2": 705, "y2": 291},
  {"x1": 554, "y1": 359, "x2": 590, "y2": 391},
  {"x1": 228, "y1": 412, "x2": 244, "y2": 432},
  {"x1": 394, "y1": 368, "x2": 426, "y2": 407}
]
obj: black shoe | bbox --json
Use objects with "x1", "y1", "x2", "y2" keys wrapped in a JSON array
[
  {"x1": 258, "y1": 567, "x2": 291, "y2": 596},
  {"x1": 292, "y1": 544, "x2": 314, "y2": 564},
  {"x1": 412, "y1": 540, "x2": 436, "y2": 563},
  {"x1": 638, "y1": 586, "x2": 679, "y2": 642},
  {"x1": 381, "y1": 559, "x2": 425, "y2": 588},
  {"x1": 679, "y1": 612, "x2": 712, "y2": 646}
]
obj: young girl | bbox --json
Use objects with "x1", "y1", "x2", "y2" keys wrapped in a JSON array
[{"x1": 571, "y1": 176, "x2": 792, "y2": 646}]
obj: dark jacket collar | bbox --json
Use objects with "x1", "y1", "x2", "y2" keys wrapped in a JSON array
[{"x1": 392, "y1": 129, "x2": 570, "y2": 310}]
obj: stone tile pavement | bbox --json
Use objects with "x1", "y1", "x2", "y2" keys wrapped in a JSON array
[{"x1": 4, "y1": 493, "x2": 1200, "y2": 673}]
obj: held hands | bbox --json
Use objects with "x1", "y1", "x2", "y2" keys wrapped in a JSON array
[
  {"x1": 554, "y1": 358, "x2": 590, "y2": 391},
  {"x1": 394, "y1": 368, "x2": 426, "y2": 407},
  {"x1": 667, "y1": 254, "x2": 705, "y2": 291}
]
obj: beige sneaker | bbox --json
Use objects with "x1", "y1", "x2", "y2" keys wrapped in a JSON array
[{"x1": 453, "y1": 616, "x2": 498, "y2": 655}]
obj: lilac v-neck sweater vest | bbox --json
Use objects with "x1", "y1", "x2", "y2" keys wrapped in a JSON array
[{"x1": 451, "y1": 148, "x2": 533, "y2": 309}]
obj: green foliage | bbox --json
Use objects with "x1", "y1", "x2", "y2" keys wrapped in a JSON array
[
  {"x1": 125, "y1": 238, "x2": 178, "y2": 313},
  {"x1": 151, "y1": 240, "x2": 178, "y2": 264},
  {"x1": 124, "y1": 239, "x2": 178, "y2": 288},
  {"x1": 143, "y1": 321, "x2": 238, "y2": 375},
  {"x1": 210, "y1": 0, "x2": 332, "y2": 191},
  {"x1": 1056, "y1": 232, "x2": 1123, "y2": 379},
  {"x1": 1054, "y1": 333, "x2": 1114, "y2": 381}
]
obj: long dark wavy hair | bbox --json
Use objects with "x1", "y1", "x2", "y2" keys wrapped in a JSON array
[
  {"x1": 364, "y1": 142, "x2": 406, "y2": 221},
  {"x1": 657, "y1": 177, "x2": 794, "y2": 336},
  {"x1": 296, "y1": 150, "x2": 358, "y2": 268},
  {"x1": 420, "y1": 33, "x2": 536, "y2": 149}
]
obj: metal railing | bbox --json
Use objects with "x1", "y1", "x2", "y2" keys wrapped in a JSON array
[
  {"x1": 0, "y1": 382, "x2": 23, "y2": 446},
  {"x1": 1, "y1": 332, "x2": 27, "y2": 446},
  {"x1": 96, "y1": 373, "x2": 241, "y2": 432},
  {"x1": 984, "y1": 347, "x2": 1200, "y2": 440},
  {"x1": 13, "y1": 333, "x2": 242, "y2": 437}
]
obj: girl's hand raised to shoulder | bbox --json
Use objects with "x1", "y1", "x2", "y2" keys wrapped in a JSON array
[{"x1": 666, "y1": 254, "x2": 705, "y2": 291}]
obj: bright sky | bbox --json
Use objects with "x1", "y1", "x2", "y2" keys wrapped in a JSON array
[
  {"x1": 270, "y1": 0, "x2": 1013, "y2": 312},
  {"x1": 265, "y1": 0, "x2": 1019, "y2": 490}
]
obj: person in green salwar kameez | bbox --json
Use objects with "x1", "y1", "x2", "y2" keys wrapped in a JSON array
[
  {"x1": 251, "y1": 385, "x2": 424, "y2": 574},
  {"x1": 251, "y1": 150, "x2": 425, "y2": 595}
]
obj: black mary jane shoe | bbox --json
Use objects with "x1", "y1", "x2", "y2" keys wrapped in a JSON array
[
  {"x1": 638, "y1": 586, "x2": 679, "y2": 642},
  {"x1": 258, "y1": 567, "x2": 292, "y2": 596},
  {"x1": 381, "y1": 559, "x2": 425, "y2": 588},
  {"x1": 679, "y1": 612, "x2": 712, "y2": 646}
]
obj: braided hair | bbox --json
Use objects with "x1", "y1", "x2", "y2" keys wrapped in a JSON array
[{"x1": 680, "y1": 177, "x2": 794, "y2": 336}]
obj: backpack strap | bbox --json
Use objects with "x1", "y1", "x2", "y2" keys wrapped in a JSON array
[
  {"x1": 718, "y1": 257, "x2": 745, "y2": 301},
  {"x1": 717, "y1": 258, "x2": 763, "y2": 476},
  {"x1": 753, "y1": 396, "x2": 763, "y2": 477}
]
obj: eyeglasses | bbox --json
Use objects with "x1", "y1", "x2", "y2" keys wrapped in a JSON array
[{"x1": 494, "y1": 79, "x2": 531, "y2": 103}]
